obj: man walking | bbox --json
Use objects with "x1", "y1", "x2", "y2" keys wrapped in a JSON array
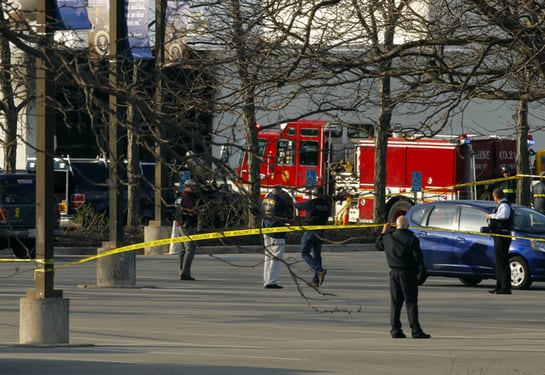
[
  {"x1": 295, "y1": 185, "x2": 330, "y2": 287},
  {"x1": 375, "y1": 216, "x2": 431, "y2": 339},
  {"x1": 486, "y1": 187, "x2": 514, "y2": 294}
]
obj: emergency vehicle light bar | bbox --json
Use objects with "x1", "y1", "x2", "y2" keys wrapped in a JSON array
[{"x1": 459, "y1": 134, "x2": 471, "y2": 144}]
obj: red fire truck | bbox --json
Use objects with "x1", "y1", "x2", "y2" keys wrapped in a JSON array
[{"x1": 236, "y1": 119, "x2": 524, "y2": 223}]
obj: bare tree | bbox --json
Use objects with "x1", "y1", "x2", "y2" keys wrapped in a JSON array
[{"x1": 0, "y1": 4, "x2": 33, "y2": 171}]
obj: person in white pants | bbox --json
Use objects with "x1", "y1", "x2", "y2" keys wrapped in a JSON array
[
  {"x1": 263, "y1": 235, "x2": 285, "y2": 288},
  {"x1": 261, "y1": 185, "x2": 294, "y2": 289}
]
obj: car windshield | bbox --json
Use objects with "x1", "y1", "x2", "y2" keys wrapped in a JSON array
[{"x1": 513, "y1": 207, "x2": 545, "y2": 234}]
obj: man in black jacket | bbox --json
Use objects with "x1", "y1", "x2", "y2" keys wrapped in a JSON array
[
  {"x1": 295, "y1": 185, "x2": 330, "y2": 287},
  {"x1": 532, "y1": 172, "x2": 545, "y2": 214},
  {"x1": 174, "y1": 179, "x2": 199, "y2": 281},
  {"x1": 375, "y1": 215, "x2": 431, "y2": 339}
]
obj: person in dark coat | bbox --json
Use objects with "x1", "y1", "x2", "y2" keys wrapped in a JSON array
[
  {"x1": 295, "y1": 185, "x2": 331, "y2": 287},
  {"x1": 174, "y1": 179, "x2": 199, "y2": 281},
  {"x1": 498, "y1": 165, "x2": 516, "y2": 203},
  {"x1": 375, "y1": 215, "x2": 431, "y2": 339},
  {"x1": 532, "y1": 172, "x2": 545, "y2": 214}
]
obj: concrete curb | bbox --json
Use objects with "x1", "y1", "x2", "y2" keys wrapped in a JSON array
[
  {"x1": 0, "y1": 243, "x2": 374, "y2": 258},
  {"x1": 59, "y1": 243, "x2": 373, "y2": 256}
]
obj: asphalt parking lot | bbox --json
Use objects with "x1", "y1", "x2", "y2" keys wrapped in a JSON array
[{"x1": 1, "y1": 245, "x2": 545, "y2": 375}]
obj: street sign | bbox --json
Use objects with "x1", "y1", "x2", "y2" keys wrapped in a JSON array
[
  {"x1": 306, "y1": 170, "x2": 317, "y2": 190},
  {"x1": 412, "y1": 171, "x2": 422, "y2": 192}
]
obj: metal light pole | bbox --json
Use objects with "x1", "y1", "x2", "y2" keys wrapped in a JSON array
[
  {"x1": 96, "y1": 0, "x2": 136, "y2": 286},
  {"x1": 19, "y1": 0, "x2": 69, "y2": 344},
  {"x1": 143, "y1": 0, "x2": 171, "y2": 255}
]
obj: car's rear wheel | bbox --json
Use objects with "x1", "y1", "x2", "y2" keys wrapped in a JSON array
[
  {"x1": 510, "y1": 256, "x2": 532, "y2": 290},
  {"x1": 459, "y1": 277, "x2": 483, "y2": 286}
]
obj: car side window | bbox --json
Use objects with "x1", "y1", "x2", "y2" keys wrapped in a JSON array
[
  {"x1": 459, "y1": 207, "x2": 488, "y2": 232},
  {"x1": 427, "y1": 205, "x2": 456, "y2": 229},
  {"x1": 409, "y1": 205, "x2": 430, "y2": 226}
]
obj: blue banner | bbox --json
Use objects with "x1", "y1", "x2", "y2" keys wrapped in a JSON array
[
  {"x1": 55, "y1": 0, "x2": 92, "y2": 30},
  {"x1": 125, "y1": 0, "x2": 153, "y2": 59}
]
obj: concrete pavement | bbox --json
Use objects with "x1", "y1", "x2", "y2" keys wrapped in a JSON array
[{"x1": 1, "y1": 248, "x2": 545, "y2": 374}]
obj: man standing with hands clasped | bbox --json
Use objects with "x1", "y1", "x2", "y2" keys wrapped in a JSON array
[
  {"x1": 375, "y1": 216, "x2": 431, "y2": 339},
  {"x1": 174, "y1": 179, "x2": 199, "y2": 281},
  {"x1": 261, "y1": 185, "x2": 294, "y2": 289},
  {"x1": 486, "y1": 187, "x2": 514, "y2": 295}
]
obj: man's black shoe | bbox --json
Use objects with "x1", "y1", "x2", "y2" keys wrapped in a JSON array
[
  {"x1": 489, "y1": 289, "x2": 498, "y2": 294},
  {"x1": 180, "y1": 275, "x2": 195, "y2": 281},
  {"x1": 412, "y1": 331, "x2": 431, "y2": 339},
  {"x1": 264, "y1": 284, "x2": 284, "y2": 289},
  {"x1": 391, "y1": 331, "x2": 407, "y2": 338},
  {"x1": 490, "y1": 289, "x2": 511, "y2": 294}
]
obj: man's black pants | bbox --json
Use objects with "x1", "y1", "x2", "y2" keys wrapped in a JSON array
[
  {"x1": 390, "y1": 269, "x2": 422, "y2": 334},
  {"x1": 494, "y1": 235, "x2": 512, "y2": 292}
]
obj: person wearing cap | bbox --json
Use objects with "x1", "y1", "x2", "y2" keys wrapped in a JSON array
[
  {"x1": 532, "y1": 172, "x2": 545, "y2": 214},
  {"x1": 174, "y1": 179, "x2": 199, "y2": 281},
  {"x1": 261, "y1": 185, "x2": 294, "y2": 289},
  {"x1": 498, "y1": 165, "x2": 516, "y2": 203},
  {"x1": 294, "y1": 185, "x2": 330, "y2": 287}
]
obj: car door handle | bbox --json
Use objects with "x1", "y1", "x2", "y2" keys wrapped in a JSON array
[
  {"x1": 455, "y1": 237, "x2": 466, "y2": 243},
  {"x1": 418, "y1": 231, "x2": 428, "y2": 237}
]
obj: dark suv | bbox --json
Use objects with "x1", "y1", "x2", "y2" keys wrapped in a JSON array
[
  {"x1": 0, "y1": 173, "x2": 61, "y2": 258},
  {"x1": 27, "y1": 157, "x2": 109, "y2": 228},
  {"x1": 28, "y1": 157, "x2": 161, "y2": 227}
]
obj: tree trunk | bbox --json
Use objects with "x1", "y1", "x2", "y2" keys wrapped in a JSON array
[
  {"x1": 515, "y1": 98, "x2": 531, "y2": 207},
  {"x1": 126, "y1": 63, "x2": 142, "y2": 227},
  {"x1": 0, "y1": 11, "x2": 18, "y2": 172},
  {"x1": 374, "y1": 71, "x2": 393, "y2": 225},
  {"x1": 231, "y1": 0, "x2": 261, "y2": 227}
]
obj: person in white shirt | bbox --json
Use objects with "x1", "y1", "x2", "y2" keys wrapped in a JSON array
[{"x1": 486, "y1": 188, "x2": 514, "y2": 294}]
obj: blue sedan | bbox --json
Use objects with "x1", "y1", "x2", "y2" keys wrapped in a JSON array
[{"x1": 406, "y1": 200, "x2": 545, "y2": 289}]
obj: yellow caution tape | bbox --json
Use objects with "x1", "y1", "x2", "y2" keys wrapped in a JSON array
[
  {"x1": 56, "y1": 223, "x2": 383, "y2": 269},
  {"x1": 0, "y1": 224, "x2": 381, "y2": 266},
  {"x1": 1, "y1": 220, "x2": 545, "y2": 275},
  {"x1": 2, "y1": 173, "x2": 545, "y2": 269}
]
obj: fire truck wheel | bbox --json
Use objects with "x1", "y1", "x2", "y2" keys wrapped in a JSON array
[
  {"x1": 458, "y1": 277, "x2": 483, "y2": 286},
  {"x1": 387, "y1": 200, "x2": 413, "y2": 223},
  {"x1": 510, "y1": 256, "x2": 532, "y2": 290}
]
